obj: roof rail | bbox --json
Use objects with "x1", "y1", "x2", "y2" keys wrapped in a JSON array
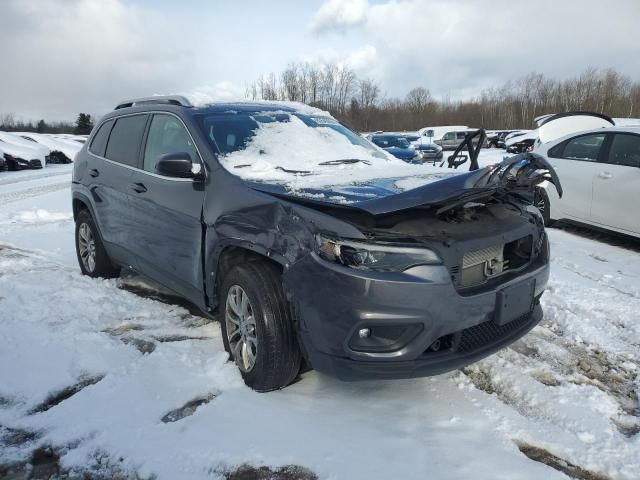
[{"x1": 114, "y1": 95, "x2": 193, "y2": 110}]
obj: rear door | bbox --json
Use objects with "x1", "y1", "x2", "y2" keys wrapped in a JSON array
[
  {"x1": 591, "y1": 133, "x2": 640, "y2": 234},
  {"x1": 127, "y1": 113, "x2": 206, "y2": 306},
  {"x1": 546, "y1": 133, "x2": 607, "y2": 221},
  {"x1": 88, "y1": 114, "x2": 149, "y2": 267}
]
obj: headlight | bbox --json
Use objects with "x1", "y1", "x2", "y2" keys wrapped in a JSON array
[{"x1": 316, "y1": 235, "x2": 441, "y2": 271}]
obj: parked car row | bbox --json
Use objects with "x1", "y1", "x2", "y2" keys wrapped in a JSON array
[
  {"x1": 372, "y1": 113, "x2": 639, "y2": 239},
  {"x1": 0, "y1": 131, "x2": 85, "y2": 171},
  {"x1": 366, "y1": 132, "x2": 444, "y2": 163}
]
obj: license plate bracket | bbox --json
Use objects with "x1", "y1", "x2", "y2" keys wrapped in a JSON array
[{"x1": 495, "y1": 279, "x2": 536, "y2": 326}]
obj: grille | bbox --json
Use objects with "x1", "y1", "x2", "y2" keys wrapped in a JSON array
[
  {"x1": 461, "y1": 244, "x2": 505, "y2": 287},
  {"x1": 457, "y1": 313, "x2": 532, "y2": 353}
]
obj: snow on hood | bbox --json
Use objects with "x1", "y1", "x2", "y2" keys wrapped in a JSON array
[{"x1": 217, "y1": 114, "x2": 462, "y2": 200}]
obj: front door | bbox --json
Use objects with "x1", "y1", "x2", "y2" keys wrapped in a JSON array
[
  {"x1": 546, "y1": 133, "x2": 606, "y2": 222},
  {"x1": 127, "y1": 113, "x2": 206, "y2": 307},
  {"x1": 591, "y1": 133, "x2": 640, "y2": 234}
]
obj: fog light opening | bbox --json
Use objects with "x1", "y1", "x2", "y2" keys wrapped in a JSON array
[{"x1": 358, "y1": 328, "x2": 371, "y2": 339}]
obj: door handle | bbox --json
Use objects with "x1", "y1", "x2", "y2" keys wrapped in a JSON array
[
  {"x1": 598, "y1": 172, "x2": 613, "y2": 179},
  {"x1": 89, "y1": 168, "x2": 99, "y2": 178},
  {"x1": 130, "y1": 182, "x2": 147, "y2": 193}
]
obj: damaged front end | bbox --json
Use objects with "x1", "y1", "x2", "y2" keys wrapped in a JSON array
[
  {"x1": 207, "y1": 150, "x2": 561, "y2": 381},
  {"x1": 268, "y1": 154, "x2": 560, "y2": 379}
]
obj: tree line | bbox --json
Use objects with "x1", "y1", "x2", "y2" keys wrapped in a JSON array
[
  {"x1": 246, "y1": 64, "x2": 640, "y2": 132},
  {"x1": 0, "y1": 113, "x2": 94, "y2": 135}
]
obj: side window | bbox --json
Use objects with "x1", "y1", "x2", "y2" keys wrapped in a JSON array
[
  {"x1": 89, "y1": 120, "x2": 114, "y2": 157},
  {"x1": 143, "y1": 114, "x2": 199, "y2": 173},
  {"x1": 607, "y1": 134, "x2": 640, "y2": 168},
  {"x1": 105, "y1": 115, "x2": 148, "y2": 167},
  {"x1": 561, "y1": 134, "x2": 605, "y2": 162},
  {"x1": 456, "y1": 132, "x2": 467, "y2": 140},
  {"x1": 442, "y1": 132, "x2": 454, "y2": 141},
  {"x1": 548, "y1": 142, "x2": 565, "y2": 159}
]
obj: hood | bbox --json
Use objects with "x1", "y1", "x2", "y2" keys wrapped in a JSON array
[
  {"x1": 536, "y1": 112, "x2": 614, "y2": 144},
  {"x1": 248, "y1": 153, "x2": 562, "y2": 216}
]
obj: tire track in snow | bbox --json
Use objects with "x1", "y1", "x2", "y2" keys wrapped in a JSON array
[
  {"x1": 0, "y1": 181, "x2": 69, "y2": 204},
  {"x1": 0, "y1": 169, "x2": 70, "y2": 187}
]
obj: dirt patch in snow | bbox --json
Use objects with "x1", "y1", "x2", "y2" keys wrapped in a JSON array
[
  {"x1": 515, "y1": 441, "x2": 611, "y2": 480},
  {"x1": 153, "y1": 334, "x2": 211, "y2": 343},
  {"x1": 0, "y1": 426, "x2": 41, "y2": 447},
  {"x1": 29, "y1": 375, "x2": 105, "y2": 414},
  {"x1": 161, "y1": 393, "x2": 218, "y2": 423},
  {"x1": 220, "y1": 464, "x2": 317, "y2": 480},
  {"x1": 0, "y1": 446, "x2": 140, "y2": 480},
  {"x1": 120, "y1": 336, "x2": 157, "y2": 355},
  {"x1": 117, "y1": 281, "x2": 205, "y2": 318}
]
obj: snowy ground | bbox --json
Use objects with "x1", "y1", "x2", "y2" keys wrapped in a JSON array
[{"x1": 0, "y1": 152, "x2": 639, "y2": 480}]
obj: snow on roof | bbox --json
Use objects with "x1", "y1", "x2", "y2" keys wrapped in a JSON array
[{"x1": 156, "y1": 92, "x2": 330, "y2": 116}]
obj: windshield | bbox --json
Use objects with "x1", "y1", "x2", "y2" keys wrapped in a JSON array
[
  {"x1": 371, "y1": 136, "x2": 410, "y2": 149},
  {"x1": 198, "y1": 112, "x2": 383, "y2": 157},
  {"x1": 195, "y1": 110, "x2": 457, "y2": 192}
]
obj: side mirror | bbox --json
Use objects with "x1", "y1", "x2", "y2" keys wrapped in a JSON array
[{"x1": 156, "y1": 152, "x2": 196, "y2": 178}]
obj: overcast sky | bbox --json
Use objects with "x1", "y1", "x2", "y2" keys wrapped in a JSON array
[{"x1": 1, "y1": 0, "x2": 639, "y2": 121}]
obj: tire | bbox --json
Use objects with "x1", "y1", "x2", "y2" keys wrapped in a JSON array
[
  {"x1": 75, "y1": 209, "x2": 120, "y2": 278},
  {"x1": 534, "y1": 187, "x2": 554, "y2": 227},
  {"x1": 220, "y1": 261, "x2": 301, "y2": 392}
]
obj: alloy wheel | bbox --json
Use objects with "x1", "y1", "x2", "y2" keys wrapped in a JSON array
[
  {"x1": 225, "y1": 285, "x2": 258, "y2": 372},
  {"x1": 78, "y1": 223, "x2": 96, "y2": 272}
]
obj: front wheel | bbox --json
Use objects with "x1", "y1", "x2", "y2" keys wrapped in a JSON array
[
  {"x1": 75, "y1": 209, "x2": 120, "y2": 278},
  {"x1": 534, "y1": 187, "x2": 553, "y2": 227},
  {"x1": 220, "y1": 261, "x2": 301, "y2": 392}
]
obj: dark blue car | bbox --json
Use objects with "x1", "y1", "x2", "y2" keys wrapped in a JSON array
[{"x1": 368, "y1": 134, "x2": 419, "y2": 163}]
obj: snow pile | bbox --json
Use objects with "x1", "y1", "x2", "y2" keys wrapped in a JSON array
[
  {"x1": 1, "y1": 152, "x2": 638, "y2": 480},
  {"x1": 9, "y1": 209, "x2": 73, "y2": 224}
]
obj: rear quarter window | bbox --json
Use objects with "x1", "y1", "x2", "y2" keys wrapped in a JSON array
[
  {"x1": 105, "y1": 114, "x2": 148, "y2": 167},
  {"x1": 89, "y1": 120, "x2": 114, "y2": 157}
]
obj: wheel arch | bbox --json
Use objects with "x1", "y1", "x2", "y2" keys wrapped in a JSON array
[{"x1": 209, "y1": 245, "x2": 285, "y2": 314}]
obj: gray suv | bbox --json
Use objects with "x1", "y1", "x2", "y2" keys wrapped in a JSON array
[{"x1": 72, "y1": 96, "x2": 561, "y2": 391}]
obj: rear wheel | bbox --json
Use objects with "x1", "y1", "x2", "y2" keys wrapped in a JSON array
[
  {"x1": 534, "y1": 187, "x2": 553, "y2": 227},
  {"x1": 75, "y1": 209, "x2": 120, "y2": 278},
  {"x1": 220, "y1": 261, "x2": 301, "y2": 392}
]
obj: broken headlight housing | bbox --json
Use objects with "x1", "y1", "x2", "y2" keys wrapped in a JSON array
[{"x1": 316, "y1": 235, "x2": 441, "y2": 272}]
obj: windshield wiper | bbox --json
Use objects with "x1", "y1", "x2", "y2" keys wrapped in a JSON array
[
  {"x1": 275, "y1": 166, "x2": 312, "y2": 175},
  {"x1": 318, "y1": 159, "x2": 372, "y2": 166}
]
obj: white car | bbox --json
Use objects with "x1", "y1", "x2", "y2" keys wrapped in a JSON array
[
  {"x1": 535, "y1": 125, "x2": 640, "y2": 238},
  {"x1": 0, "y1": 131, "x2": 49, "y2": 170},
  {"x1": 15, "y1": 131, "x2": 81, "y2": 163}
]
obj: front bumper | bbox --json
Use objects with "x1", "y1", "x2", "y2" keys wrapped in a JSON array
[
  {"x1": 285, "y1": 253, "x2": 549, "y2": 380},
  {"x1": 418, "y1": 150, "x2": 443, "y2": 160}
]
